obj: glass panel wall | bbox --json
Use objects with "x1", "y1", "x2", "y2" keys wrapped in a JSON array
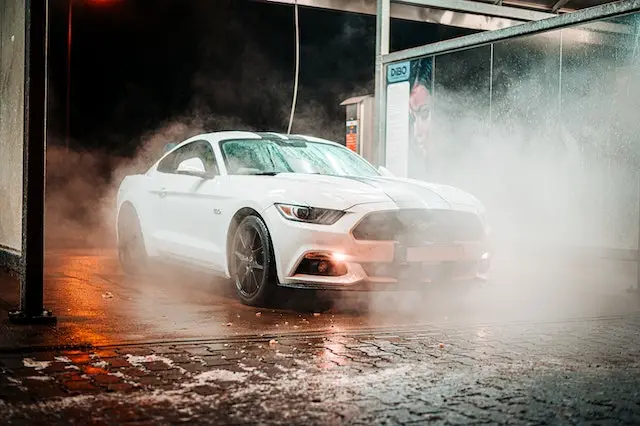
[
  {"x1": 391, "y1": 11, "x2": 640, "y2": 254},
  {"x1": 559, "y1": 14, "x2": 640, "y2": 250},
  {"x1": 487, "y1": 31, "x2": 564, "y2": 249}
]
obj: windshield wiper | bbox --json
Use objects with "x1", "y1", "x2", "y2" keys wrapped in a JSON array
[{"x1": 248, "y1": 171, "x2": 280, "y2": 176}]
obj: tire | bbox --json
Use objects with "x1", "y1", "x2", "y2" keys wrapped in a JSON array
[
  {"x1": 117, "y1": 204, "x2": 148, "y2": 275},
  {"x1": 230, "y1": 215, "x2": 277, "y2": 307}
]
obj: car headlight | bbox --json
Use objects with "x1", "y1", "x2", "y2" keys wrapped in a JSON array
[{"x1": 275, "y1": 203, "x2": 345, "y2": 225}]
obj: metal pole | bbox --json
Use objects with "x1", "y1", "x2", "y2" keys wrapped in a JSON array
[
  {"x1": 489, "y1": 43, "x2": 493, "y2": 130},
  {"x1": 374, "y1": 0, "x2": 390, "y2": 166},
  {"x1": 65, "y1": 0, "x2": 72, "y2": 153},
  {"x1": 558, "y1": 30, "x2": 563, "y2": 119},
  {"x1": 633, "y1": 17, "x2": 640, "y2": 293},
  {"x1": 9, "y1": 0, "x2": 56, "y2": 325}
]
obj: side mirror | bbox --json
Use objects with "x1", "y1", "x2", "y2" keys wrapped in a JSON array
[
  {"x1": 378, "y1": 165, "x2": 394, "y2": 177},
  {"x1": 176, "y1": 158, "x2": 212, "y2": 179}
]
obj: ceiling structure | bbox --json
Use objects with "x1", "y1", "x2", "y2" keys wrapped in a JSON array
[{"x1": 255, "y1": 0, "x2": 622, "y2": 32}]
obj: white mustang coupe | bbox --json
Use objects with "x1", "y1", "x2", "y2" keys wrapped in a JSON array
[{"x1": 116, "y1": 131, "x2": 491, "y2": 306}]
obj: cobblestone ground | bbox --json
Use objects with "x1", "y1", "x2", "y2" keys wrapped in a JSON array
[{"x1": 1, "y1": 313, "x2": 640, "y2": 425}]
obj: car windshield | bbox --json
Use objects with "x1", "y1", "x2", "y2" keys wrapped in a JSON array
[{"x1": 220, "y1": 138, "x2": 380, "y2": 177}]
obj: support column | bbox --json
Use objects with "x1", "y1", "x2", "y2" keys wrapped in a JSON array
[
  {"x1": 373, "y1": 0, "x2": 389, "y2": 167},
  {"x1": 8, "y1": 0, "x2": 55, "y2": 325}
]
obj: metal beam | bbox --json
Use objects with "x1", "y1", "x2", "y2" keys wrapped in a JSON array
[
  {"x1": 499, "y1": 0, "x2": 573, "y2": 13},
  {"x1": 396, "y1": 0, "x2": 630, "y2": 34},
  {"x1": 383, "y1": 0, "x2": 640, "y2": 63},
  {"x1": 255, "y1": 0, "x2": 528, "y2": 32},
  {"x1": 394, "y1": 0, "x2": 555, "y2": 21},
  {"x1": 256, "y1": 0, "x2": 629, "y2": 35}
]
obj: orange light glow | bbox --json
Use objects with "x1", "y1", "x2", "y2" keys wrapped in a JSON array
[
  {"x1": 332, "y1": 252, "x2": 348, "y2": 262},
  {"x1": 47, "y1": 250, "x2": 119, "y2": 346}
]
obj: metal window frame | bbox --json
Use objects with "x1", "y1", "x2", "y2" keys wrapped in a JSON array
[
  {"x1": 383, "y1": 0, "x2": 640, "y2": 64},
  {"x1": 1, "y1": 0, "x2": 56, "y2": 324},
  {"x1": 373, "y1": 0, "x2": 640, "y2": 291},
  {"x1": 394, "y1": 0, "x2": 556, "y2": 21},
  {"x1": 374, "y1": 0, "x2": 640, "y2": 166},
  {"x1": 255, "y1": 0, "x2": 554, "y2": 32}
]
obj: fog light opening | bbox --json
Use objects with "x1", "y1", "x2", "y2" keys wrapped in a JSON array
[{"x1": 295, "y1": 253, "x2": 348, "y2": 276}]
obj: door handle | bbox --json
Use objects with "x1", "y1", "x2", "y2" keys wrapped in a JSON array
[{"x1": 158, "y1": 187, "x2": 167, "y2": 198}]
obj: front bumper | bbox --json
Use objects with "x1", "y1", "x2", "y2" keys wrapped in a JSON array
[{"x1": 263, "y1": 202, "x2": 492, "y2": 291}]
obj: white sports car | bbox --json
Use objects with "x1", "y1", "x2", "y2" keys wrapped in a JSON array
[{"x1": 116, "y1": 131, "x2": 491, "y2": 306}]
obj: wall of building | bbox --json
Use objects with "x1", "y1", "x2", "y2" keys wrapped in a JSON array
[{"x1": 0, "y1": 0, "x2": 25, "y2": 256}]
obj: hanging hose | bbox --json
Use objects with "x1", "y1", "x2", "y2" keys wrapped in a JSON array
[{"x1": 286, "y1": 0, "x2": 300, "y2": 134}]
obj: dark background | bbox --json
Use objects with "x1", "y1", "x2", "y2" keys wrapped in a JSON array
[
  {"x1": 43, "y1": 0, "x2": 476, "y2": 248},
  {"x1": 47, "y1": 0, "x2": 475, "y2": 156}
]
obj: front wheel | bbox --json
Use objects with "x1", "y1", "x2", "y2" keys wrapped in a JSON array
[{"x1": 230, "y1": 215, "x2": 277, "y2": 307}]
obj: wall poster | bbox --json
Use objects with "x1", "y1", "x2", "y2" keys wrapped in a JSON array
[{"x1": 385, "y1": 57, "x2": 433, "y2": 178}]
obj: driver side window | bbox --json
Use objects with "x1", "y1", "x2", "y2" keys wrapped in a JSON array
[{"x1": 157, "y1": 140, "x2": 219, "y2": 175}]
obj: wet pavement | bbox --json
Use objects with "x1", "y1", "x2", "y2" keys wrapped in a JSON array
[
  {"x1": 1, "y1": 248, "x2": 640, "y2": 423},
  {"x1": 1, "y1": 314, "x2": 640, "y2": 424}
]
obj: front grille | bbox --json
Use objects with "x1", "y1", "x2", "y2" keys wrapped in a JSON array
[
  {"x1": 352, "y1": 209, "x2": 484, "y2": 243},
  {"x1": 361, "y1": 261, "x2": 477, "y2": 281}
]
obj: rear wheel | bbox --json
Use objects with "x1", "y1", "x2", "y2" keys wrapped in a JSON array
[
  {"x1": 230, "y1": 215, "x2": 277, "y2": 307},
  {"x1": 117, "y1": 205, "x2": 148, "y2": 275}
]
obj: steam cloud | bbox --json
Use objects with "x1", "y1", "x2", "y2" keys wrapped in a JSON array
[{"x1": 43, "y1": 9, "x2": 640, "y2": 323}]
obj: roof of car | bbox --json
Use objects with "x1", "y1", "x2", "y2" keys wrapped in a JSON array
[{"x1": 181, "y1": 131, "x2": 343, "y2": 147}]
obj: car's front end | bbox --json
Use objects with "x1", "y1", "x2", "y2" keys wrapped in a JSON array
[
  {"x1": 263, "y1": 197, "x2": 492, "y2": 291},
  {"x1": 215, "y1": 133, "x2": 493, "y2": 294}
]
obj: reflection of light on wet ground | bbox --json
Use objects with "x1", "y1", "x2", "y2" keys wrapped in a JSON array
[
  {"x1": 319, "y1": 341, "x2": 349, "y2": 368},
  {"x1": 44, "y1": 250, "x2": 240, "y2": 344},
  {"x1": 1, "y1": 249, "x2": 634, "y2": 351},
  {"x1": 46, "y1": 252, "x2": 116, "y2": 345}
]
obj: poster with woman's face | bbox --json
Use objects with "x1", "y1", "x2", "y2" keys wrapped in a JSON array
[
  {"x1": 408, "y1": 57, "x2": 433, "y2": 165},
  {"x1": 384, "y1": 56, "x2": 433, "y2": 179}
]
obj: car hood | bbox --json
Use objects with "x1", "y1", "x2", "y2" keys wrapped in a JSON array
[{"x1": 271, "y1": 173, "x2": 484, "y2": 214}]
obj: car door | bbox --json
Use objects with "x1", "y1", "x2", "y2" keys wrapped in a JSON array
[
  {"x1": 177, "y1": 141, "x2": 228, "y2": 271},
  {"x1": 149, "y1": 146, "x2": 190, "y2": 255},
  {"x1": 156, "y1": 140, "x2": 226, "y2": 271}
]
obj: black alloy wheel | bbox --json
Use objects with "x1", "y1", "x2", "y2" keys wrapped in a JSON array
[{"x1": 231, "y1": 215, "x2": 276, "y2": 306}]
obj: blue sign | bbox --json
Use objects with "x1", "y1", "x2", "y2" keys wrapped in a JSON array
[{"x1": 387, "y1": 61, "x2": 411, "y2": 84}]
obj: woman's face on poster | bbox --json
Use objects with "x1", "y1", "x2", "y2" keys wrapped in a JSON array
[{"x1": 409, "y1": 83, "x2": 432, "y2": 153}]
